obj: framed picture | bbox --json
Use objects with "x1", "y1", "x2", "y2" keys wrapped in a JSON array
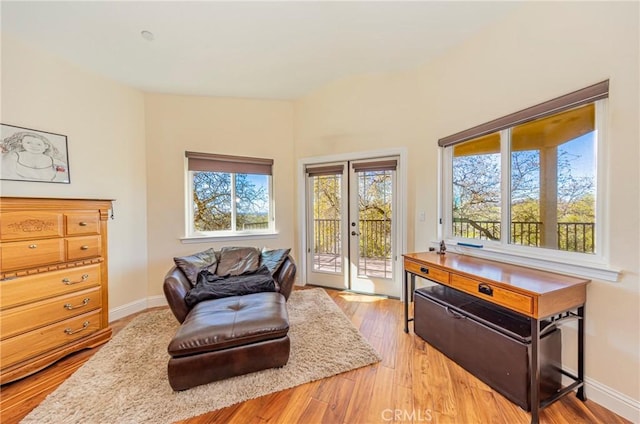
[{"x1": 0, "y1": 123, "x2": 70, "y2": 183}]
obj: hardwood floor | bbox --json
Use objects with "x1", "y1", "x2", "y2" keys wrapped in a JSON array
[{"x1": 0, "y1": 287, "x2": 631, "y2": 424}]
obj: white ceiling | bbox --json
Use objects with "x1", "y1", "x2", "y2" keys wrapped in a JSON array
[{"x1": 1, "y1": 1, "x2": 520, "y2": 100}]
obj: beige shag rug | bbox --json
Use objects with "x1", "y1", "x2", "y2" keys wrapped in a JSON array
[{"x1": 22, "y1": 288, "x2": 380, "y2": 424}]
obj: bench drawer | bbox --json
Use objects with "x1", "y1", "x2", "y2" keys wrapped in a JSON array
[
  {"x1": 405, "y1": 260, "x2": 450, "y2": 285},
  {"x1": 450, "y1": 274, "x2": 533, "y2": 315}
]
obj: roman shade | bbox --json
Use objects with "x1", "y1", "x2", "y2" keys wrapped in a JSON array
[
  {"x1": 352, "y1": 159, "x2": 397, "y2": 172},
  {"x1": 305, "y1": 164, "x2": 344, "y2": 177},
  {"x1": 186, "y1": 151, "x2": 273, "y2": 175},
  {"x1": 438, "y1": 80, "x2": 609, "y2": 148}
]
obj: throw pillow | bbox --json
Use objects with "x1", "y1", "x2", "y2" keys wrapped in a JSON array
[
  {"x1": 260, "y1": 247, "x2": 291, "y2": 275},
  {"x1": 173, "y1": 248, "x2": 218, "y2": 286},
  {"x1": 216, "y1": 246, "x2": 260, "y2": 277}
]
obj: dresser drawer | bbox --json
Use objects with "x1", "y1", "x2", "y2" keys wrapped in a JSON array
[
  {"x1": 65, "y1": 212, "x2": 100, "y2": 236},
  {"x1": 450, "y1": 274, "x2": 533, "y2": 315},
  {"x1": 404, "y1": 260, "x2": 450, "y2": 285},
  {"x1": 0, "y1": 309, "x2": 101, "y2": 368},
  {"x1": 0, "y1": 264, "x2": 101, "y2": 309},
  {"x1": 0, "y1": 211, "x2": 64, "y2": 241},
  {"x1": 66, "y1": 236, "x2": 101, "y2": 261},
  {"x1": 0, "y1": 238, "x2": 64, "y2": 271},
  {"x1": 0, "y1": 287, "x2": 101, "y2": 340}
]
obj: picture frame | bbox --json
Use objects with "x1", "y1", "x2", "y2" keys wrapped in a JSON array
[{"x1": 0, "y1": 123, "x2": 70, "y2": 184}]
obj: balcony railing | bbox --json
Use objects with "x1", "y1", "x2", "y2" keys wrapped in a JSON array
[
  {"x1": 452, "y1": 219, "x2": 595, "y2": 253},
  {"x1": 312, "y1": 219, "x2": 391, "y2": 257},
  {"x1": 313, "y1": 218, "x2": 392, "y2": 278}
]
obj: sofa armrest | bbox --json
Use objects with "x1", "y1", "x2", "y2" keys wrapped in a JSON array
[
  {"x1": 275, "y1": 256, "x2": 297, "y2": 301},
  {"x1": 163, "y1": 267, "x2": 192, "y2": 324}
]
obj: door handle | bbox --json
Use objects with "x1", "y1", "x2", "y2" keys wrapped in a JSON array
[{"x1": 351, "y1": 231, "x2": 359, "y2": 236}]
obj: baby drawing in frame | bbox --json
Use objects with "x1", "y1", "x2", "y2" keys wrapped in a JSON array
[{"x1": 0, "y1": 124, "x2": 70, "y2": 183}]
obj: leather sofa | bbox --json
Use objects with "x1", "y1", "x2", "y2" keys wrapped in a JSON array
[
  {"x1": 164, "y1": 255, "x2": 297, "y2": 324},
  {"x1": 163, "y1": 255, "x2": 296, "y2": 391}
]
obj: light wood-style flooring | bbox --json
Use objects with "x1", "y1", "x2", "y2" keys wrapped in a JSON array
[{"x1": 0, "y1": 287, "x2": 631, "y2": 424}]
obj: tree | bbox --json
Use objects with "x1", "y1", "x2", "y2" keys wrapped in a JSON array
[
  {"x1": 453, "y1": 145, "x2": 595, "y2": 252},
  {"x1": 358, "y1": 171, "x2": 392, "y2": 258},
  {"x1": 453, "y1": 153, "x2": 501, "y2": 240},
  {"x1": 192, "y1": 172, "x2": 268, "y2": 231}
]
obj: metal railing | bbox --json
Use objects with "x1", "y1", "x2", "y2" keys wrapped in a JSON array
[
  {"x1": 313, "y1": 219, "x2": 391, "y2": 258},
  {"x1": 313, "y1": 218, "x2": 392, "y2": 278},
  {"x1": 452, "y1": 219, "x2": 595, "y2": 253},
  {"x1": 241, "y1": 221, "x2": 269, "y2": 230}
]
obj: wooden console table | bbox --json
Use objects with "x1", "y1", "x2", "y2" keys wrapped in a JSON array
[{"x1": 403, "y1": 251, "x2": 590, "y2": 424}]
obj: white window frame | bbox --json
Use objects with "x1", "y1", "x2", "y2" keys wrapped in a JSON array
[
  {"x1": 182, "y1": 152, "x2": 278, "y2": 243},
  {"x1": 440, "y1": 99, "x2": 620, "y2": 282}
]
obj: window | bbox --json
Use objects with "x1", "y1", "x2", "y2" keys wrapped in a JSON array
[
  {"x1": 185, "y1": 151, "x2": 274, "y2": 237},
  {"x1": 441, "y1": 81, "x2": 608, "y2": 267}
]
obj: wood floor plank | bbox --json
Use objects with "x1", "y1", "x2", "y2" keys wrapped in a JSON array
[
  {"x1": 312, "y1": 375, "x2": 355, "y2": 424},
  {"x1": 1, "y1": 288, "x2": 632, "y2": 424},
  {"x1": 342, "y1": 363, "x2": 379, "y2": 423},
  {"x1": 364, "y1": 364, "x2": 397, "y2": 423}
]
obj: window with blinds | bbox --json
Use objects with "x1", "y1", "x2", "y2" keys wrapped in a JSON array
[
  {"x1": 185, "y1": 151, "x2": 274, "y2": 235},
  {"x1": 441, "y1": 81, "x2": 607, "y2": 259}
]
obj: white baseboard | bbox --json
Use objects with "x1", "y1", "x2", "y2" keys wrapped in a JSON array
[
  {"x1": 108, "y1": 296, "x2": 167, "y2": 322},
  {"x1": 147, "y1": 295, "x2": 168, "y2": 308},
  {"x1": 562, "y1": 368, "x2": 640, "y2": 422}
]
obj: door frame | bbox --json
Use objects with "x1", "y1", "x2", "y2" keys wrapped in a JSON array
[{"x1": 297, "y1": 147, "x2": 407, "y2": 298}]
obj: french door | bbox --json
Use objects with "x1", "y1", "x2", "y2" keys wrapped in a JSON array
[{"x1": 305, "y1": 157, "x2": 398, "y2": 297}]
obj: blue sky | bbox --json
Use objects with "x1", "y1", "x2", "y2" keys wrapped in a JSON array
[{"x1": 559, "y1": 131, "x2": 596, "y2": 179}]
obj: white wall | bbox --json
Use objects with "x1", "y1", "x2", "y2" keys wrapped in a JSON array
[
  {"x1": 144, "y1": 93, "x2": 296, "y2": 299},
  {"x1": 1, "y1": 1, "x2": 638, "y2": 419},
  {"x1": 294, "y1": 2, "x2": 639, "y2": 419},
  {"x1": 0, "y1": 34, "x2": 149, "y2": 317}
]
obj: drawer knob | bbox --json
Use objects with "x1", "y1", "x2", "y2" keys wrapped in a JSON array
[
  {"x1": 64, "y1": 321, "x2": 90, "y2": 335},
  {"x1": 79, "y1": 222, "x2": 88, "y2": 226},
  {"x1": 478, "y1": 284, "x2": 494, "y2": 296},
  {"x1": 419, "y1": 267, "x2": 429, "y2": 275},
  {"x1": 28, "y1": 244, "x2": 37, "y2": 249},
  {"x1": 62, "y1": 274, "x2": 90, "y2": 285},
  {"x1": 80, "y1": 245, "x2": 90, "y2": 250},
  {"x1": 64, "y1": 298, "x2": 90, "y2": 310}
]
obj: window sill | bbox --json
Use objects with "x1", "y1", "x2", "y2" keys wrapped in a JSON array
[
  {"x1": 433, "y1": 240, "x2": 621, "y2": 282},
  {"x1": 181, "y1": 232, "x2": 279, "y2": 244}
]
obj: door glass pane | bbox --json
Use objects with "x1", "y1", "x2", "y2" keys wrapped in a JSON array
[
  {"x1": 511, "y1": 103, "x2": 596, "y2": 253},
  {"x1": 357, "y1": 170, "x2": 392, "y2": 279},
  {"x1": 312, "y1": 174, "x2": 342, "y2": 273},
  {"x1": 452, "y1": 133, "x2": 502, "y2": 241}
]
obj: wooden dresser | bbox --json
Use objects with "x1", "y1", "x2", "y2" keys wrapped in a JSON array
[{"x1": 0, "y1": 197, "x2": 113, "y2": 384}]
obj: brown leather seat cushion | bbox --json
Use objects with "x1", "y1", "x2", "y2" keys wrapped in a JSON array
[{"x1": 168, "y1": 292, "x2": 289, "y2": 358}]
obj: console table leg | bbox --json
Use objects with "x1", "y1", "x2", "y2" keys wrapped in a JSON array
[
  {"x1": 404, "y1": 270, "x2": 409, "y2": 333},
  {"x1": 530, "y1": 318, "x2": 540, "y2": 424},
  {"x1": 577, "y1": 305, "x2": 587, "y2": 401}
]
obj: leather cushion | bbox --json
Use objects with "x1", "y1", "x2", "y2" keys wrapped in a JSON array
[
  {"x1": 216, "y1": 246, "x2": 260, "y2": 276},
  {"x1": 173, "y1": 248, "x2": 218, "y2": 286},
  {"x1": 260, "y1": 247, "x2": 291, "y2": 276},
  {"x1": 168, "y1": 292, "x2": 289, "y2": 357}
]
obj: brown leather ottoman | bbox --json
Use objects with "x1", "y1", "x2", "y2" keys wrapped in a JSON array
[{"x1": 167, "y1": 292, "x2": 290, "y2": 391}]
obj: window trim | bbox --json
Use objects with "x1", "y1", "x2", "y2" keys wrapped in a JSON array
[{"x1": 439, "y1": 94, "x2": 621, "y2": 282}]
